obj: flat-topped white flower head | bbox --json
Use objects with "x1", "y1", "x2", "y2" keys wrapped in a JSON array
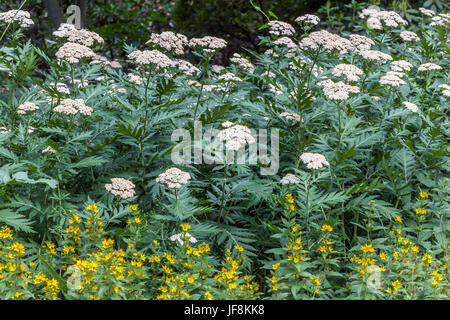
[
  {"x1": 17, "y1": 102, "x2": 39, "y2": 114},
  {"x1": 0, "y1": 10, "x2": 33, "y2": 28},
  {"x1": 105, "y1": 178, "x2": 136, "y2": 199},
  {"x1": 268, "y1": 21, "x2": 296, "y2": 37},
  {"x1": 300, "y1": 152, "x2": 330, "y2": 169},
  {"x1": 146, "y1": 31, "x2": 188, "y2": 55},
  {"x1": 156, "y1": 167, "x2": 191, "y2": 189},
  {"x1": 280, "y1": 173, "x2": 300, "y2": 185},
  {"x1": 128, "y1": 49, "x2": 174, "y2": 70},
  {"x1": 217, "y1": 124, "x2": 256, "y2": 151},
  {"x1": 55, "y1": 42, "x2": 96, "y2": 64}
]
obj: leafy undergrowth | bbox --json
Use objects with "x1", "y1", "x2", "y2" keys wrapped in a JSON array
[{"x1": 0, "y1": 2, "x2": 448, "y2": 299}]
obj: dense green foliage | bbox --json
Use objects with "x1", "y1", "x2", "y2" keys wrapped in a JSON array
[{"x1": 0, "y1": 0, "x2": 448, "y2": 300}]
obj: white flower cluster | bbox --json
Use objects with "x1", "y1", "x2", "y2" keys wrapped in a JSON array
[
  {"x1": 0, "y1": 127, "x2": 10, "y2": 134},
  {"x1": 72, "y1": 79, "x2": 89, "y2": 88},
  {"x1": 300, "y1": 152, "x2": 330, "y2": 169},
  {"x1": 400, "y1": 31, "x2": 420, "y2": 42},
  {"x1": 169, "y1": 232, "x2": 197, "y2": 245},
  {"x1": 146, "y1": 31, "x2": 188, "y2": 55},
  {"x1": 403, "y1": 101, "x2": 418, "y2": 112},
  {"x1": 127, "y1": 73, "x2": 145, "y2": 85},
  {"x1": 430, "y1": 13, "x2": 450, "y2": 27},
  {"x1": 349, "y1": 34, "x2": 375, "y2": 51},
  {"x1": 280, "y1": 112, "x2": 303, "y2": 122},
  {"x1": 50, "y1": 82, "x2": 70, "y2": 94},
  {"x1": 52, "y1": 23, "x2": 76, "y2": 37},
  {"x1": 391, "y1": 60, "x2": 413, "y2": 72},
  {"x1": 128, "y1": 49, "x2": 173, "y2": 69},
  {"x1": 42, "y1": 146, "x2": 57, "y2": 154},
  {"x1": 261, "y1": 70, "x2": 276, "y2": 78},
  {"x1": 217, "y1": 123, "x2": 256, "y2": 151},
  {"x1": 419, "y1": 8, "x2": 435, "y2": 17},
  {"x1": 211, "y1": 65, "x2": 225, "y2": 74},
  {"x1": 280, "y1": 173, "x2": 300, "y2": 185},
  {"x1": 268, "y1": 21, "x2": 296, "y2": 37},
  {"x1": 0, "y1": 10, "x2": 34, "y2": 28},
  {"x1": 438, "y1": 84, "x2": 450, "y2": 97},
  {"x1": 331, "y1": 64, "x2": 363, "y2": 82},
  {"x1": 418, "y1": 63, "x2": 442, "y2": 72},
  {"x1": 108, "y1": 84, "x2": 126, "y2": 95},
  {"x1": 189, "y1": 36, "x2": 227, "y2": 54},
  {"x1": 91, "y1": 54, "x2": 122, "y2": 69},
  {"x1": 53, "y1": 25, "x2": 104, "y2": 47},
  {"x1": 53, "y1": 98, "x2": 93, "y2": 116},
  {"x1": 379, "y1": 71, "x2": 406, "y2": 87},
  {"x1": 273, "y1": 36, "x2": 297, "y2": 49},
  {"x1": 105, "y1": 178, "x2": 136, "y2": 199},
  {"x1": 221, "y1": 121, "x2": 234, "y2": 128},
  {"x1": 299, "y1": 30, "x2": 352, "y2": 54},
  {"x1": 173, "y1": 59, "x2": 200, "y2": 76},
  {"x1": 17, "y1": 102, "x2": 39, "y2": 114},
  {"x1": 156, "y1": 167, "x2": 191, "y2": 189},
  {"x1": 360, "y1": 8, "x2": 408, "y2": 30},
  {"x1": 229, "y1": 53, "x2": 255, "y2": 73},
  {"x1": 55, "y1": 42, "x2": 96, "y2": 63},
  {"x1": 268, "y1": 83, "x2": 284, "y2": 95},
  {"x1": 219, "y1": 72, "x2": 241, "y2": 82},
  {"x1": 318, "y1": 79, "x2": 360, "y2": 101},
  {"x1": 358, "y1": 49, "x2": 392, "y2": 64},
  {"x1": 295, "y1": 14, "x2": 320, "y2": 26}
]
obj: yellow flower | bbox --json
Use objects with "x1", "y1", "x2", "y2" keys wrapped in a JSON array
[
  {"x1": 204, "y1": 291, "x2": 213, "y2": 300},
  {"x1": 180, "y1": 224, "x2": 191, "y2": 232},
  {"x1": 235, "y1": 245, "x2": 244, "y2": 252},
  {"x1": 379, "y1": 252, "x2": 387, "y2": 260},
  {"x1": 422, "y1": 254, "x2": 432, "y2": 265},
  {"x1": 395, "y1": 216, "x2": 403, "y2": 223},
  {"x1": 0, "y1": 226, "x2": 13, "y2": 239},
  {"x1": 420, "y1": 192, "x2": 428, "y2": 199},
  {"x1": 85, "y1": 203, "x2": 99, "y2": 213},
  {"x1": 285, "y1": 193, "x2": 294, "y2": 204},
  {"x1": 101, "y1": 238, "x2": 115, "y2": 249},
  {"x1": 321, "y1": 224, "x2": 333, "y2": 232},
  {"x1": 45, "y1": 242, "x2": 56, "y2": 255},
  {"x1": 272, "y1": 262, "x2": 280, "y2": 271},
  {"x1": 392, "y1": 280, "x2": 402, "y2": 291},
  {"x1": 360, "y1": 243, "x2": 375, "y2": 254},
  {"x1": 415, "y1": 208, "x2": 427, "y2": 215},
  {"x1": 128, "y1": 204, "x2": 138, "y2": 211}
]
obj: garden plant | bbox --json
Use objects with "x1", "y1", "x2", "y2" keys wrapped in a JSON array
[{"x1": 0, "y1": 0, "x2": 448, "y2": 300}]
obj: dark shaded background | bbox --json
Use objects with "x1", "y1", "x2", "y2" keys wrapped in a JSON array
[{"x1": 1, "y1": 0, "x2": 435, "y2": 63}]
